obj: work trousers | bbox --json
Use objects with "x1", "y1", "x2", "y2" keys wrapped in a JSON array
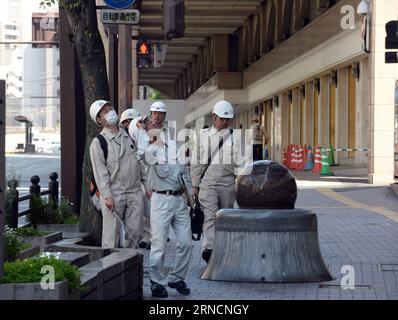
[
  {"x1": 142, "y1": 195, "x2": 151, "y2": 244},
  {"x1": 149, "y1": 193, "x2": 192, "y2": 286},
  {"x1": 199, "y1": 184, "x2": 236, "y2": 251},
  {"x1": 100, "y1": 190, "x2": 144, "y2": 249}
]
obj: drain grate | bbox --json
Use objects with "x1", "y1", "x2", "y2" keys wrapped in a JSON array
[
  {"x1": 379, "y1": 264, "x2": 398, "y2": 272},
  {"x1": 319, "y1": 284, "x2": 372, "y2": 289}
]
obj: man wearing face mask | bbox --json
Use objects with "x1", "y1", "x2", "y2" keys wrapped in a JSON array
[{"x1": 89, "y1": 100, "x2": 147, "y2": 249}]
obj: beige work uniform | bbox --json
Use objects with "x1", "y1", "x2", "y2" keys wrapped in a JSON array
[
  {"x1": 190, "y1": 126, "x2": 244, "y2": 252},
  {"x1": 90, "y1": 127, "x2": 147, "y2": 249}
]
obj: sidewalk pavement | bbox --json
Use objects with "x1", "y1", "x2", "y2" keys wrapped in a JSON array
[{"x1": 141, "y1": 166, "x2": 398, "y2": 300}]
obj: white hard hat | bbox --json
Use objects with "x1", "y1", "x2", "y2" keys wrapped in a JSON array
[
  {"x1": 212, "y1": 100, "x2": 234, "y2": 119},
  {"x1": 119, "y1": 108, "x2": 141, "y2": 124},
  {"x1": 150, "y1": 101, "x2": 167, "y2": 113},
  {"x1": 90, "y1": 100, "x2": 110, "y2": 125}
]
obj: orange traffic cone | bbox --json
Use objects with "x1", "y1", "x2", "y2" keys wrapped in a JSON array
[
  {"x1": 282, "y1": 148, "x2": 288, "y2": 167},
  {"x1": 296, "y1": 145, "x2": 304, "y2": 170},
  {"x1": 312, "y1": 145, "x2": 322, "y2": 172},
  {"x1": 291, "y1": 145, "x2": 298, "y2": 170}
]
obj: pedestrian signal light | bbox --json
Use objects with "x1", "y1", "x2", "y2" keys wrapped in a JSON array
[
  {"x1": 137, "y1": 39, "x2": 152, "y2": 68},
  {"x1": 139, "y1": 42, "x2": 150, "y2": 56}
]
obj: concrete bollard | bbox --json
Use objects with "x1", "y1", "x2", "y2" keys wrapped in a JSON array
[{"x1": 201, "y1": 208, "x2": 333, "y2": 283}]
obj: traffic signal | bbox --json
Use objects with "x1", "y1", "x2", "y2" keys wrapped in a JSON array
[
  {"x1": 385, "y1": 20, "x2": 398, "y2": 63},
  {"x1": 137, "y1": 39, "x2": 152, "y2": 68},
  {"x1": 163, "y1": 0, "x2": 184, "y2": 40}
]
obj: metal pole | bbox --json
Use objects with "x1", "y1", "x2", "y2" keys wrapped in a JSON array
[{"x1": 0, "y1": 80, "x2": 6, "y2": 277}]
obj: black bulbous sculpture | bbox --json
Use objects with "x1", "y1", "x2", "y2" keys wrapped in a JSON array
[{"x1": 235, "y1": 160, "x2": 297, "y2": 209}]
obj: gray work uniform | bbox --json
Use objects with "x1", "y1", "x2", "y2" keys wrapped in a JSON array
[
  {"x1": 146, "y1": 140, "x2": 193, "y2": 286},
  {"x1": 141, "y1": 121, "x2": 172, "y2": 246},
  {"x1": 90, "y1": 127, "x2": 147, "y2": 249},
  {"x1": 190, "y1": 126, "x2": 245, "y2": 252}
]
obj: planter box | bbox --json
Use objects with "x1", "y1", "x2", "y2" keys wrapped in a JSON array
[
  {"x1": 79, "y1": 250, "x2": 143, "y2": 300},
  {"x1": 46, "y1": 243, "x2": 112, "y2": 262},
  {"x1": 0, "y1": 280, "x2": 77, "y2": 300},
  {"x1": 40, "y1": 252, "x2": 90, "y2": 268},
  {"x1": 37, "y1": 224, "x2": 80, "y2": 233},
  {"x1": 37, "y1": 224, "x2": 90, "y2": 242},
  {"x1": 18, "y1": 231, "x2": 63, "y2": 251},
  {"x1": 16, "y1": 245, "x2": 40, "y2": 260}
]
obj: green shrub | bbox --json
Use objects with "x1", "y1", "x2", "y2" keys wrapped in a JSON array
[
  {"x1": 0, "y1": 256, "x2": 82, "y2": 293},
  {"x1": 4, "y1": 227, "x2": 31, "y2": 262},
  {"x1": 15, "y1": 226, "x2": 48, "y2": 237},
  {"x1": 27, "y1": 196, "x2": 79, "y2": 226},
  {"x1": 58, "y1": 197, "x2": 78, "y2": 224}
]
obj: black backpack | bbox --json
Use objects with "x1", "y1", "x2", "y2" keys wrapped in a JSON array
[{"x1": 89, "y1": 134, "x2": 108, "y2": 217}]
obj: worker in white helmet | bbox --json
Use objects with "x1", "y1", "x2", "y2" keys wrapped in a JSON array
[
  {"x1": 148, "y1": 101, "x2": 173, "y2": 143},
  {"x1": 89, "y1": 100, "x2": 147, "y2": 249},
  {"x1": 135, "y1": 101, "x2": 173, "y2": 250},
  {"x1": 190, "y1": 100, "x2": 244, "y2": 264},
  {"x1": 145, "y1": 127, "x2": 193, "y2": 298},
  {"x1": 119, "y1": 108, "x2": 141, "y2": 131}
]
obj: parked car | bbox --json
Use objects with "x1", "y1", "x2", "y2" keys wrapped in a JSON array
[
  {"x1": 33, "y1": 138, "x2": 60, "y2": 154},
  {"x1": 32, "y1": 137, "x2": 48, "y2": 153}
]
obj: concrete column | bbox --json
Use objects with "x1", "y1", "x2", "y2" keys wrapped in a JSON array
[
  {"x1": 292, "y1": 88, "x2": 301, "y2": 145},
  {"x1": 274, "y1": 95, "x2": 282, "y2": 161},
  {"x1": 356, "y1": 59, "x2": 369, "y2": 165},
  {"x1": 281, "y1": 92, "x2": 289, "y2": 148},
  {"x1": 368, "y1": 0, "x2": 397, "y2": 184},
  {"x1": 337, "y1": 68, "x2": 349, "y2": 163},
  {"x1": 320, "y1": 76, "x2": 329, "y2": 148},
  {"x1": 305, "y1": 82, "x2": 314, "y2": 146},
  {"x1": 132, "y1": 39, "x2": 139, "y2": 101}
]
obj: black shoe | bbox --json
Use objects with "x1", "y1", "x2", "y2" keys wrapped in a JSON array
[
  {"x1": 151, "y1": 284, "x2": 168, "y2": 298},
  {"x1": 202, "y1": 249, "x2": 212, "y2": 263},
  {"x1": 138, "y1": 241, "x2": 148, "y2": 249},
  {"x1": 168, "y1": 280, "x2": 190, "y2": 295}
]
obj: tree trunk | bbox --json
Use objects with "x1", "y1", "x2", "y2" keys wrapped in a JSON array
[{"x1": 62, "y1": 0, "x2": 109, "y2": 245}]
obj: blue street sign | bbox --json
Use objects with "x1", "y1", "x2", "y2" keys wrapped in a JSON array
[{"x1": 104, "y1": 0, "x2": 136, "y2": 10}]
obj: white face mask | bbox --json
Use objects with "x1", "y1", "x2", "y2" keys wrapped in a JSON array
[{"x1": 104, "y1": 110, "x2": 118, "y2": 125}]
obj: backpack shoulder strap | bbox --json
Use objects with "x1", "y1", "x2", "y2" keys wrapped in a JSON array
[{"x1": 96, "y1": 134, "x2": 108, "y2": 163}]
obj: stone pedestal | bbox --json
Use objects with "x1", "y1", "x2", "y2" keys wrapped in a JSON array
[{"x1": 201, "y1": 208, "x2": 333, "y2": 283}]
